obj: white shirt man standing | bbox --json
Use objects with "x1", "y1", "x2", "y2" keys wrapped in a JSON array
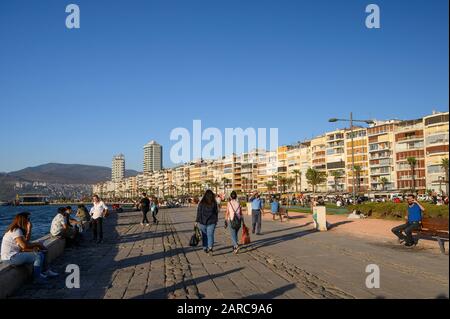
[{"x1": 90, "y1": 195, "x2": 108, "y2": 244}]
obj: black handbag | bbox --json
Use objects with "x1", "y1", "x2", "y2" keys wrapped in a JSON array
[
  {"x1": 189, "y1": 234, "x2": 199, "y2": 247},
  {"x1": 189, "y1": 225, "x2": 201, "y2": 246}
]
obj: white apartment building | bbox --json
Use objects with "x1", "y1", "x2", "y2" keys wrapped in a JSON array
[
  {"x1": 143, "y1": 140, "x2": 163, "y2": 173},
  {"x1": 112, "y1": 154, "x2": 125, "y2": 182}
]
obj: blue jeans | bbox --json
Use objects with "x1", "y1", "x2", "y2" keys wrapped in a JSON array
[
  {"x1": 199, "y1": 224, "x2": 216, "y2": 250},
  {"x1": 9, "y1": 251, "x2": 45, "y2": 279},
  {"x1": 229, "y1": 226, "x2": 239, "y2": 248}
]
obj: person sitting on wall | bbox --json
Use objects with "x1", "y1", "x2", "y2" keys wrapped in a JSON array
[
  {"x1": 50, "y1": 207, "x2": 79, "y2": 246},
  {"x1": 1, "y1": 213, "x2": 58, "y2": 284}
]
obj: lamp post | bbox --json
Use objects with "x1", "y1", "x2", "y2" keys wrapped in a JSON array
[
  {"x1": 329, "y1": 113, "x2": 374, "y2": 204},
  {"x1": 438, "y1": 176, "x2": 444, "y2": 195}
]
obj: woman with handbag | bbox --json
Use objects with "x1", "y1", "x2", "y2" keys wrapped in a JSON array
[
  {"x1": 225, "y1": 191, "x2": 245, "y2": 254},
  {"x1": 195, "y1": 190, "x2": 219, "y2": 255}
]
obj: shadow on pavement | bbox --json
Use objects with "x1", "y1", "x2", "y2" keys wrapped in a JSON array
[
  {"x1": 134, "y1": 267, "x2": 244, "y2": 299},
  {"x1": 245, "y1": 283, "x2": 297, "y2": 299}
]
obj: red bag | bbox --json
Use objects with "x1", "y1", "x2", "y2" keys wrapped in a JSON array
[{"x1": 241, "y1": 224, "x2": 251, "y2": 245}]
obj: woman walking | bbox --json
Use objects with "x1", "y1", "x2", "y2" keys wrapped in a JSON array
[
  {"x1": 225, "y1": 191, "x2": 244, "y2": 254},
  {"x1": 195, "y1": 190, "x2": 219, "y2": 255}
]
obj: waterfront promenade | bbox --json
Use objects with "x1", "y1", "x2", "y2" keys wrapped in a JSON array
[{"x1": 12, "y1": 208, "x2": 449, "y2": 299}]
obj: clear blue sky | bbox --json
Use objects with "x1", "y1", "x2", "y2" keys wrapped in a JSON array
[{"x1": 0, "y1": 0, "x2": 448, "y2": 172}]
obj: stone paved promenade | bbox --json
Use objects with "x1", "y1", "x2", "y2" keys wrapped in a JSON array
[{"x1": 13, "y1": 208, "x2": 449, "y2": 299}]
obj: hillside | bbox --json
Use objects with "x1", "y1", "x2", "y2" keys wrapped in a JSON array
[{"x1": 7, "y1": 163, "x2": 139, "y2": 185}]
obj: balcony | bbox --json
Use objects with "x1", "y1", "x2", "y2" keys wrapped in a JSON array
[
  {"x1": 396, "y1": 135, "x2": 424, "y2": 143},
  {"x1": 398, "y1": 175, "x2": 426, "y2": 180},
  {"x1": 370, "y1": 171, "x2": 391, "y2": 176}
]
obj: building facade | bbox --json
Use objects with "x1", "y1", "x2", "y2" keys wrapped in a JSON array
[
  {"x1": 93, "y1": 111, "x2": 449, "y2": 199},
  {"x1": 112, "y1": 154, "x2": 125, "y2": 182},
  {"x1": 143, "y1": 140, "x2": 163, "y2": 173}
]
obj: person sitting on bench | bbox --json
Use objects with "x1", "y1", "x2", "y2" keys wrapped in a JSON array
[{"x1": 391, "y1": 194, "x2": 425, "y2": 247}]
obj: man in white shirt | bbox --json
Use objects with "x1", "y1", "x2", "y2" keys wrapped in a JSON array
[{"x1": 90, "y1": 195, "x2": 108, "y2": 244}]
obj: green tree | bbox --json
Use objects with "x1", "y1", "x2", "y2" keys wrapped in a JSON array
[
  {"x1": 407, "y1": 157, "x2": 417, "y2": 193},
  {"x1": 306, "y1": 168, "x2": 327, "y2": 194},
  {"x1": 265, "y1": 181, "x2": 276, "y2": 194},
  {"x1": 292, "y1": 169, "x2": 302, "y2": 193},
  {"x1": 210, "y1": 180, "x2": 220, "y2": 194},
  {"x1": 330, "y1": 170, "x2": 344, "y2": 193},
  {"x1": 380, "y1": 177, "x2": 389, "y2": 191},
  {"x1": 221, "y1": 177, "x2": 231, "y2": 195},
  {"x1": 275, "y1": 175, "x2": 289, "y2": 194}
]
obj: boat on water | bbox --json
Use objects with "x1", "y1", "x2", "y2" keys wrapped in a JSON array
[
  {"x1": 16, "y1": 194, "x2": 49, "y2": 206},
  {"x1": 0, "y1": 201, "x2": 11, "y2": 206}
]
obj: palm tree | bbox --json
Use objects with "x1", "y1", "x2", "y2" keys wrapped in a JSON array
[
  {"x1": 441, "y1": 158, "x2": 449, "y2": 195},
  {"x1": 286, "y1": 177, "x2": 295, "y2": 193},
  {"x1": 305, "y1": 168, "x2": 327, "y2": 194},
  {"x1": 407, "y1": 157, "x2": 417, "y2": 193},
  {"x1": 204, "y1": 179, "x2": 214, "y2": 191},
  {"x1": 275, "y1": 175, "x2": 289, "y2": 194},
  {"x1": 380, "y1": 177, "x2": 389, "y2": 191},
  {"x1": 265, "y1": 181, "x2": 276, "y2": 194},
  {"x1": 292, "y1": 170, "x2": 302, "y2": 193},
  {"x1": 221, "y1": 177, "x2": 231, "y2": 194},
  {"x1": 330, "y1": 170, "x2": 343, "y2": 193},
  {"x1": 210, "y1": 180, "x2": 220, "y2": 194},
  {"x1": 354, "y1": 165, "x2": 362, "y2": 193}
]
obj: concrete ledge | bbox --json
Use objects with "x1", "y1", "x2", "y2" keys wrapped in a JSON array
[{"x1": 0, "y1": 235, "x2": 65, "y2": 299}]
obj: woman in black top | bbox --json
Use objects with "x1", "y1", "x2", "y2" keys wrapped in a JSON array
[{"x1": 196, "y1": 190, "x2": 219, "y2": 254}]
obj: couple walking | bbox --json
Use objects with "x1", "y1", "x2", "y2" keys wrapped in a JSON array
[
  {"x1": 195, "y1": 190, "x2": 245, "y2": 255},
  {"x1": 140, "y1": 193, "x2": 159, "y2": 226}
]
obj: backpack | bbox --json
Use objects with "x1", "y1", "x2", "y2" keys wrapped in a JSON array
[{"x1": 229, "y1": 202, "x2": 242, "y2": 230}]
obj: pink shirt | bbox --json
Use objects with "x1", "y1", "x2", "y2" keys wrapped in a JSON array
[{"x1": 227, "y1": 200, "x2": 241, "y2": 221}]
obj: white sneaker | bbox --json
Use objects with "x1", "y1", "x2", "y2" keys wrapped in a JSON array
[
  {"x1": 40, "y1": 273, "x2": 48, "y2": 279},
  {"x1": 140, "y1": 223, "x2": 144, "y2": 226},
  {"x1": 145, "y1": 223, "x2": 150, "y2": 226}
]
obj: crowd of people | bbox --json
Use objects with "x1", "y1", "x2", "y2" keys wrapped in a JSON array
[
  {"x1": 0, "y1": 186, "x2": 441, "y2": 287},
  {"x1": 0, "y1": 195, "x2": 109, "y2": 284}
]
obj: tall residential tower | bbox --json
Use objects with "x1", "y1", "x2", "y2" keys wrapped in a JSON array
[
  {"x1": 143, "y1": 140, "x2": 163, "y2": 173},
  {"x1": 112, "y1": 154, "x2": 125, "y2": 182}
]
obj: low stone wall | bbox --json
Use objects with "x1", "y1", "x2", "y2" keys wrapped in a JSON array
[{"x1": 0, "y1": 235, "x2": 65, "y2": 299}]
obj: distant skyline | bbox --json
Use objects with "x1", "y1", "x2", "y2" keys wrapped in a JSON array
[{"x1": 0, "y1": 0, "x2": 448, "y2": 172}]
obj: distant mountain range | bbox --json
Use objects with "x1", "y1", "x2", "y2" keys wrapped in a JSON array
[
  {"x1": 4, "y1": 163, "x2": 140, "y2": 184},
  {"x1": 0, "y1": 163, "x2": 140, "y2": 200}
]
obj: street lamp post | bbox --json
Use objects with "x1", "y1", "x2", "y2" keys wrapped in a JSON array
[
  {"x1": 329, "y1": 113, "x2": 374, "y2": 204},
  {"x1": 438, "y1": 176, "x2": 444, "y2": 195}
]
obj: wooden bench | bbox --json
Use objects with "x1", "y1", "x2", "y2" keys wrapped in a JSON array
[{"x1": 413, "y1": 218, "x2": 449, "y2": 254}]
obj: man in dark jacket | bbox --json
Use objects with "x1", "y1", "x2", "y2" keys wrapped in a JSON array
[{"x1": 140, "y1": 193, "x2": 150, "y2": 226}]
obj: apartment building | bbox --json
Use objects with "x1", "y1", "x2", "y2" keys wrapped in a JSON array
[
  {"x1": 93, "y1": 111, "x2": 448, "y2": 199},
  {"x1": 345, "y1": 127, "x2": 370, "y2": 193},
  {"x1": 112, "y1": 154, "x2": 125, "y2": 182},
  {"x1": 311, "y1": 135, "x2": 327, "y2": 192},
  {"x1": 367, "y1": 121, "x2": 399, "y2": 191},
  {"x1": 423, "y1": 112, "x2": 449, "y2": 193},
  {"x1": 325, "y1": 130, "x2": 346, "y2": 192},
  {"x1": 394, "y1": 119, "x2": 426, "y2": 193}
]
